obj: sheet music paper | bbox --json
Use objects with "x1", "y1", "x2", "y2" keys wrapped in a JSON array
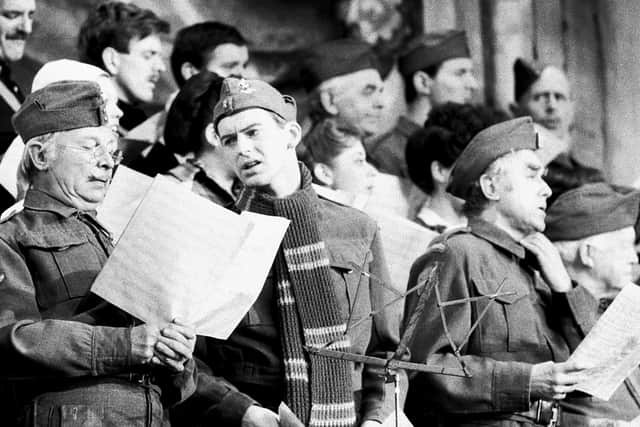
[
  {"x1": 278, "y1": 402, "x2": 304, "y2": 427},
  {"x1": 96, "y1": 166, "x2": 152, "y2": 243},
  {"x1": 0, "y1": 137, "x2": 24, "y2": 198},
  {"x1": 568, "y1": 284, "x2": 640, "y2": 401},
  {"x1": 92, "y1": 174, "x2": 289, "y2": 338}
]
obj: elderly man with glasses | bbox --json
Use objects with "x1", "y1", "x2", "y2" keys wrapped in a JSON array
[{"x1": 0, "y1": 80, "x2": 196, "y2": 426}]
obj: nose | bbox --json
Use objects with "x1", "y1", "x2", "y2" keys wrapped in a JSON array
[
  {"x1": 545, "y1": 95, "x2": 558, "y2": 111},
  {"x1": 96, "y1": 149, "x2": 116, "y2": 170},
  {"x1": 236, "y1": 133, "x2": 254, "y2": 154},
  {"x1": 467, "y1": 74, "x2": 479, "y2": 91},
  {"x1": 18, "y1": 14, "x2": 33, "y2": 34},
  {"x1": 366, "y1": 162, "x2": 378, "y2": 179},
  {"x1": 154, "y1": 56, "x2": 166, "y2": 73},
  {"x1": 540, "y1": 178, "x2": 552, "y2": 198}
]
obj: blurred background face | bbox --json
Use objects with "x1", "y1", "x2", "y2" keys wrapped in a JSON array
[
  {"x1": 95, "y1": 75, "x2": 123, "y2": 129},
  {"x1": 587, "y1": 227, "x2": 637, "y2": 290},
  {"x1": 204, "y1": 43, "x2": 249, "y2": 78},
  {"x1": 520, "y1": 67, "x2": 574, "y2": 140},
  {"x1": 0, "y1": 0, "x2": 35, "y2": 63},
  {"x1": 114, "y1": 34, "x2": 166, "y2": 104},
  {"x1": 430, "y1": 57, "x2": 478, "y2": 105},
  {"x1": 330, "y1": 69, "x2": 384, "y2": 136},
  {"x1": 326, "y1": 137, "x2": 377, "y2": 195}
]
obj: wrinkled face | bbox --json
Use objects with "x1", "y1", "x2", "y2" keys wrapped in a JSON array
[
  {"x1": 204, "y1": 43, "x2": 249, "y2": 78},
  {"x1": 430, "y1": 57, "x2": 478, "y2": 105},
  {"x1": 493, "y1": 150, "x2": 551, "y2": 237},
  {"x1": 45, "y1": 126, "x2": 119, "y2": 210},
  {"x1": 95, "y1": 75, "x2": 123, "y2": 129},
  {"x1": 330, "y1": 69, "x2": 384, "y2": 136},
  {"x1": 217, "y1": 108, "x2": 297, "y2": 191},
  {"x1": 114, "y1": 34, "x2": 166, "y2": 104},
  {"x1": 327, "y1": 138, "x2": 377, "y2": 195},
  {"x1": 587, "y1": 227, "x2": 637, "y2": 290},
  {"x1": 0, "y1": 0, "x2": 35, "y2": 63},
  {"x1": 520, "y1": 67, "x2": 574, "y2": 140}
]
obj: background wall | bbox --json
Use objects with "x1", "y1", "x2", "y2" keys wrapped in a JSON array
[{"x1": 15, "y1": 0, "x2": 640, "y2": 185}]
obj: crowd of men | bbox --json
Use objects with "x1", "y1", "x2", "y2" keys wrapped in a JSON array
[{"x1": 0, "y1": 1, "x2": 639, "y2": 426}]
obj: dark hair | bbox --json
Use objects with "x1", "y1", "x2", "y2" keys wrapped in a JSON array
[
  {"x1": 170, "y1": 22, "x2": 247, "y2": 87},
  {"x1": 406, "y1": 103, "x2": 509, "y2": 195},
  {"x1": 78, "y1": 1, "x2": 170, "y2": 71},
  {"x1": 298, "y1": 118, "x2": 362, "y2": 174},
  {"x1": 403, "y1": 63, "x2": 440, "y2": 103},
  {"x1": 164, "y1": 71, "x2": 224, "y2": 156}
]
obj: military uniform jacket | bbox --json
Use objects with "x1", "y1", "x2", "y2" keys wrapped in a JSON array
[
  {"x1": 0, "y1": 189, "x2": 195, "y2": 422},
  {"x1": 404, "y1": 218, "x2": 587, "y2": 426},
  {"x1": 179, "y1": 190, "x2": 403, "y2": 426}
]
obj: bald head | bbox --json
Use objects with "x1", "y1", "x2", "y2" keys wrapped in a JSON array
[{"x1": 518, "y1": 66, "x2": 574, "y2": 142}]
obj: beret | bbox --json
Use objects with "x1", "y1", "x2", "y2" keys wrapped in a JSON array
[
  {"x1": 447, "y1": 116, "x2": 540, "y2": 198},
  {"x1": 300, "y1": 38, "x2": 380, "y2": 91},
  {"x1": 12, "y1": 80, "x2": 107, "y2": 142},
  {"x1": 213, "y1": 77, "x2": 297, "y2": 128},
  {"x1": 513, "y1": 57, "x2": 545, "y2": 101},
  {"x1": 165, "y1": 71, "x2": 224, "y2": 155},
  {"x1": 545, "y1": 183, "x2": 640, "y2": 241},
  {"x1": 399, "y1": 30, "x2": 470, "y2": 78}
]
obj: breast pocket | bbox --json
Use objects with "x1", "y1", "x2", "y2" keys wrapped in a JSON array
[
  {"x1": 472, "y1": 277, "x2": 538, "y2": 354},
  {"x1": 18, "y1": 231, "x2": 101, "y2": 311},
  {"x1": 328, "y1": 240, "x2": 372, "y2": 324}
]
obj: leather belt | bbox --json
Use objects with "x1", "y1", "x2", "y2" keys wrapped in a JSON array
[{"x1": 515, "y1": 399, "x2": 561, "y2": 426}]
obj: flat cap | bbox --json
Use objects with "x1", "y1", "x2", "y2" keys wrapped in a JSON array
[
  {"x1": 513, "y1": 58, "x2": 545, "y2": 101},
  {"x1": 300, "y1": 38, "x2": 380, "y2": 91},
  {"x1": 213, "y1": 77, "x2": 297, "y2": 129},
  {"x1": 12, "y1": 80, "x2": 107, "y2": 142},
  {"x1": 545, "y1": 183, "x2": 640, "y2": 241},
  {"x1": 399, "y1": 30, "x2": 470, "y2": 78},
  {"x1": 165, "y1": 71, "x2": 224, "y2": 155},
  {"x1": 447, "y1": 116, "x2": 540, "y2": 199}
]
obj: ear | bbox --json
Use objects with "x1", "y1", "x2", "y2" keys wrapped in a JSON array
[
  {"x1": 479, "y1": 173, "x2": 500, "y2": 201},
  {"x1": 319, "y1": 89, "x2": 339, "y2": 116},
  {"x1": 313, "y1": 162, "x2": 334, "y2": 187},
  {"x1": 204, "y1": 122, "x2": 218, "y2": 147},
  {"x1": 412, "y1": 70, "x2": 432, "y2": 96},
  {"x1": 430, "y1": 160, "x2": 450, "y2": 186},
  {"x1": 284, "y1": 121, "x2": 302, "y2": 150},
  {"x1": 578, "y1": 241, "x2": 595, "y2": 268},
  {"x1": 101, "y1": 47, "x2": 120, "y2": 76},
  {"x1": 26, "y1": 140, "x2": 52, "y2": 171},
  {"x1": 180, "y1": 62, "x2": 199, "y2": 83}
]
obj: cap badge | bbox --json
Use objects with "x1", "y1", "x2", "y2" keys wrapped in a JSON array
[
  {"x1": 222, "y1": 96, "x2": 234, "y2": 112},
  {"x1": 238, "y1": 79, "x2": 255, "y2": 94}
]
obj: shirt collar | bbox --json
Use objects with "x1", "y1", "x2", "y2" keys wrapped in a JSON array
[
  {"x1": 468, "y1": 217, "x2": 526, "y2": 259},
  {"x1": 23, "y1": 189, "x2": 86, "y2": 218},
  {"x1": 416, "y1": 203, "x2": 466, "y2": 231}
]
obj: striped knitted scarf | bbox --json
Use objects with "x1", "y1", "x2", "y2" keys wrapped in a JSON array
[{"x1": 236, "y1": 165, "x2": 357, "y2": 427}]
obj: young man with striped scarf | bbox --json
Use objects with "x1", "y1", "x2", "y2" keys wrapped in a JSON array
[{"x1": 173, "y1": 77, "x2": 402, "y2": 427}]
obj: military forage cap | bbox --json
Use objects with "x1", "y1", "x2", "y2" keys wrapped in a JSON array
[
  {"x1": 545, "y1": 183, "x2": 640, "y2": 241},
  {"x1": 399, "y1": 30, "x2": 470, "y2": 78},
  {"x1": 213, "y1": 77, "x2": 297, "y2": 128},
  {"x1": 513, "y1": 58, "x2": 546, "y2": 101},
  {"x1": 300, "y1": 38, "x2": 380, "y2": 92},
  {"x1": 447, "y1": 116, "x2": 540, "y2": 199},
  {"x1": 12, "y1": 80, "x2": 107, "y2": 142}
]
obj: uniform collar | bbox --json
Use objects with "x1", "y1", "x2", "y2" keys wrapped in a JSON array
[
  {"x1": 396, "y1": 115, "x2": 421, "y2": 137},
  {"x1": 468, "y1": 217, "x2": 526, "y2": 259},
  {"x1": 23, "y1": 189, "x2": 89, "y2": 218}
]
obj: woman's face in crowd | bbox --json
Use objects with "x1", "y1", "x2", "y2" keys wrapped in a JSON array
[{"x1": 327, "y1": 137, "x2": 377, "y2": 195}]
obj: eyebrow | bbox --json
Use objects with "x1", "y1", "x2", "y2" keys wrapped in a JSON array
[
  {"x1": 220, "y1": 122, "x2": 261, "y2": 138},
  {"x1": 526, "y1": 162, "x2": 542, "y2": 172}
]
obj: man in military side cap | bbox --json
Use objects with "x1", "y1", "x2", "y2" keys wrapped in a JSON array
[
  {"x1": 403, "y1": 117, "x2": 595, "y2": 426},
  {"x1": 511, "y1": 58, "x2": 604, "y2": 204},
  {"x1": 546, "y1": 183, "x2": 640, "y2": 424},
  {"x1": 367, "y1": 30, "x2": 479, "y2": 177},
  {"x1": 301, "y1": 38, "x2": 385, "y2": 138},
  {"x1": 174, "y1": 77, "x2": 401, "y2": 427},
  {"x1": 0, "y1": 81, "x2": 196, "y2": 425}
]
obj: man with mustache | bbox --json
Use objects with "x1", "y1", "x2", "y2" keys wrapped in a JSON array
[
  {"x1": 0, "y1": 80, "x2": 196, "y2": 425},
  {"x1": 78, "y1": 1, "x2": 169, "y2": 133},
  {"x1": 0, "y1": 0, "x2": 36, "y2": 210},
  {"x1": 511, "y1": 58, "x2": 604, "y2": 204}
]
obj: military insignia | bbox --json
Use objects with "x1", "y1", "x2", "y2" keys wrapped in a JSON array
[
  {"x1": 222, "y1": 96, "x2": 234, "y2": 112},
  {"x1": 237, "y1": 79, "x2": 255, "y2": 94},
  {"x1": 535, "y1": 133, "x2": 542, "y2": 149}
]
